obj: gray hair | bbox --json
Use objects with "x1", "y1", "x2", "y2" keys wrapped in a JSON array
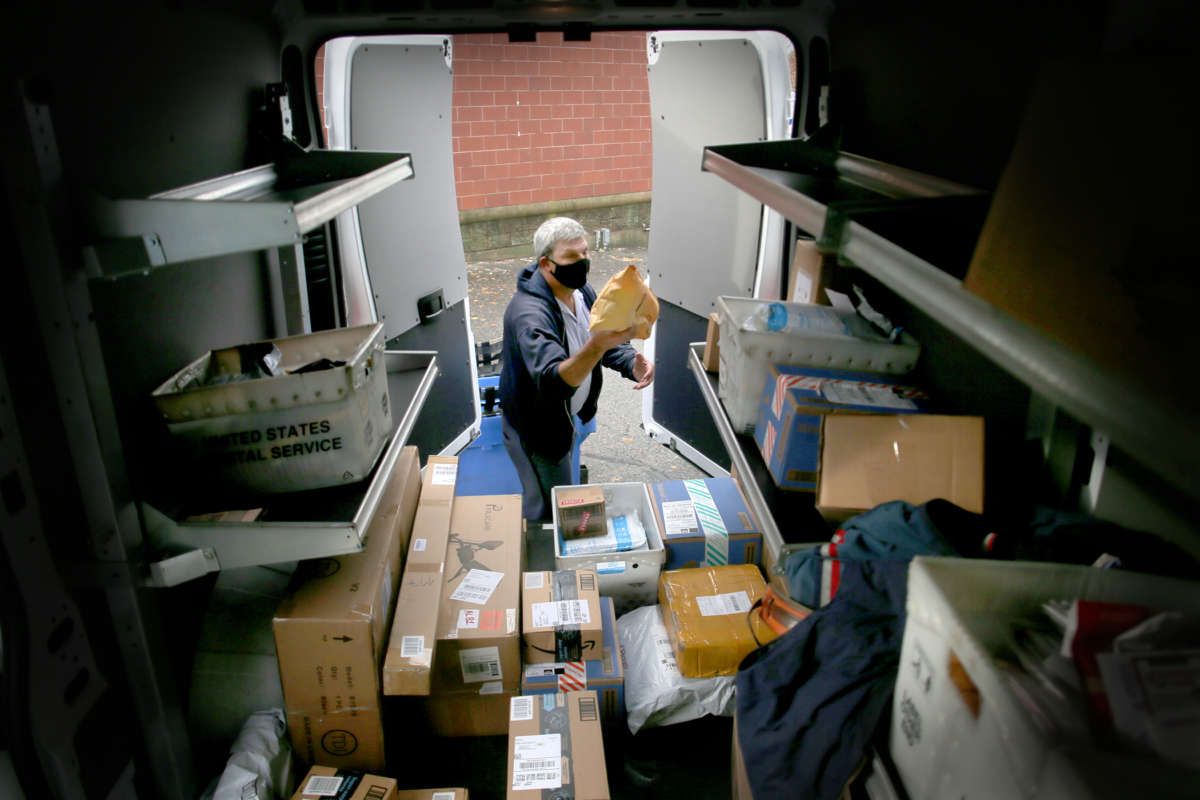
[{"x1": 533, "y1": 217, "x2": 588, "y2": 260}]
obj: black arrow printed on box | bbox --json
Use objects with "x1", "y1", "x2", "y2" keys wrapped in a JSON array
[{"x1": 333, "y1": 635, "x2": 353, "y2": 642}]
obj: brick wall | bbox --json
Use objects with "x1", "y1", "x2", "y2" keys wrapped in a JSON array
[
  {"x1": 452, "y1": 32, "x2": 651, "y2": 211},
  {"x1": 315, "y1": 33, "x2": 652, "y2": 212}
]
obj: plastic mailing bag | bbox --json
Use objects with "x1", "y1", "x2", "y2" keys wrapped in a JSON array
[{"x1": 617, "y1": 604, "x2": 735, "y2": 734}]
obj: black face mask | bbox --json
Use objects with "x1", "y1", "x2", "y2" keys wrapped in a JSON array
[{"x1": 547, "y1": 257, "x2": 590, "y2": 290}]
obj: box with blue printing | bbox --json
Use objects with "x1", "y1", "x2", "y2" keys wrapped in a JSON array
[
  {"x1": 520, "y1": 596, "x2": 624, "y2": 727},
  {"x1": 648, "y1": 477, "x2": 763, "y2": 570},
  {"x1": 753, "y1": 364, "x2": 933, "y2": 492}
]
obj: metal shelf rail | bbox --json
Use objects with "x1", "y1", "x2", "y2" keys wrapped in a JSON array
[
  {"x1": 702, "y1": 138, "x2": 1200, "y2": 499},
  {"x1": 687, "y1": 343, "x2": 784, "y2": 567},
  {"x1": 143, "y1": 350, "x2": 438, "y2": 585},
  {"x1": 85, "y1": 149, "x2": 414, "y2": 278}
]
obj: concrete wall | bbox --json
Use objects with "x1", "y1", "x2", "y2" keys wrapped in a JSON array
[{"x1": 459, "y1": 192, "x2": 650, "y2": 259}]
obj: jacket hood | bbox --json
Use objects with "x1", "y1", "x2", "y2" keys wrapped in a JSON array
[{"x1": 517, "y1": 263, "x2": 555, "y2": 303}]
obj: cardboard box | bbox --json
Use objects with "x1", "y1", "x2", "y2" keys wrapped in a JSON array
[
  {"x1": 753, "y1": 365, "x2": 932, "y2": 492},
  {"x1": 274, "y1": 447, "x2": 422, "y2": 770},
  {"x1": 383, "y1": 455, "x2": 459, "y2": 696},
  {"x1": 395, "y1": 789, "x2": 468, "y2": 800},
  {"x1": 659, "y1": 565, "x2": 770, "y2": 678},
  {"x1": 521, "y1": 596, "x2": 625, "y2": 727},
  {"x1": 649, "y1": 477, "x2": 763, "y2": 570},
  {"x1": 555, "y1": 486, "x2": 606, "y2": 540},
  {"x1": 291, "y1": 766, "x2": 396, "y2": 800},
  {"x1": 816, "y1": 414, "x2": 984, "y2": 522},
  {"x1": 506, "y1": 692, "x2": 610, "y2": 800},
  {"x1": 702, "y1": 311, "x2": 721, "y2": 372},
  {"x1": 786, "y1": 238, "x2": 831, "y2": 305},
  {"x1": 552, "y1": 482, "x2": 666, "y2": 616},
  {"x1": 432, "y1": 494, "x2": 523, "y2": 693},
  {"x1": 962, "y1": 59, "x2": 1197, "y2": 414},
  {"x1": 522, "y1": 570, "x2": 602, "y2": 664},
  {"x1": 421, "y1": 685, "x2": 521, "y2": 737}
]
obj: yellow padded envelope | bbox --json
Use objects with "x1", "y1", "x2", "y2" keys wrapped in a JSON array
[{"x1": 589, "y1": 264, "x2": 659, "y2": 340}]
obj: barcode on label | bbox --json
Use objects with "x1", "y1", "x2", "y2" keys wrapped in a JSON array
[
  {"x1": 511, "y1": 695, "x2": 534, "y2": 721},
  {"x1": 466, "y1": 660, "x2": 501, "y2": 676},
  {"x1": 401, "y1": 635, "x2": 423, "y2": 658},
  {"x1": 517, "y1": 759, "x2": 559, "y2": 771},
  {"x1": 579, "y1": 571, "x2": 596, "y2": 592},
  {"x1": 302, "y1": 775, "x2": 343, "y2": 796},
  {"x1": 413, "y1": 538, "x2": 427, "y2": 552},
  {"x1": 578, "y1": 694, "x2": 599, "y2": 722}
]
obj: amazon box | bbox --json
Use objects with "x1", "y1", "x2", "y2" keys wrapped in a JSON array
[
  {"x1": 816, "y1": 414, "x2": 984, "y2": 523},
  {"x1": 521, "y1": 596, "x2": 624, "y2": 728},
  {"x1": 521, "y1": 570, "x2": 603, "y2": 664},
  {"x1": 556, "y1": 486, "x2": 606, "y2": 540},
  {"x1": 274, "y1": 446, "x2": 422, "y2": 771},
  {"x1": 420, "y1": 684, "x2": 521, "y2": 737},
  {"x1": 787, "y1": 238, "x2": 832, "y2": 304},
  {"x1": 506, "y1": 692, "x2": 610, "y2": 800},
  {"x1": 291, "y1": 766, "x2": 396, "y2": 800},
  {"x1": 382, "y1": 456, "x2": 459, "y2": 696},
  {"x1": 659, "y1": 565, "x2": 771, "y2": 679},
  {"x1": 432, "y1": 494, "x2": 523, "y2": 693}
]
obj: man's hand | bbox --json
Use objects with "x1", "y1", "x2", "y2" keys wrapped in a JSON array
[
  {"x1": 589, "y1": 326, "x2": 634, "y2": 353},
  {"x1": 559, "y1": 327, "x2": 635, "y2": 387},
  {"x1": 631, "y1": 352, "x2": 655, "y2": 389}
]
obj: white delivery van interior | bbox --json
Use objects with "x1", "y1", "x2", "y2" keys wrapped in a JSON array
[{"x1": 1, "y1": 1, "x2": 1196, "y2": 798}]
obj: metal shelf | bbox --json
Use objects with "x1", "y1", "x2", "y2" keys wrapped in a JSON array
[
  {"x1": 86, "y1": 149, "x2": 414, "y2": 278},
  {"x1": 702, "y1": 138, "x2": 1200, "y2": 499},
  {"x1": 688, "y1": 343, "x2": 783, "y2": 567},
  {"x1": 143, "y1": 350, "x2": 437, "y2": 584}
]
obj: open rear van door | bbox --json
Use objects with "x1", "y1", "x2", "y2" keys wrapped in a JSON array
[
  {"x1": 324, "y1": 35, "x2": 480, "y2": 457},
  {"x1": 641, "y1": 30, "x2": 797, "y2": 472}
]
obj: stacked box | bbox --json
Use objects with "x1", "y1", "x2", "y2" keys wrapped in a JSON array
[
  {"x1": 291, "y1": 766, "x2": 397, "y2": 800},
  {"x1": 506, "y1": 692, "x2": 610, "y2": 800},
  {"x1": 753, "y1": 364, "x2": 932, "y2": 492},
  {"x1": 521, "y1": 596, "x2": 625, "y2": 727},
  {"x1": 273, "y1": 447, "x2": 422, "y2": 770},
  {"x1": 648, "y1": 477, "x2": 763, "y2": 570},
  {"x1": 552, "y1": 482, "x2": 666, "y2": 616},
  {"x1": 816, "y1": 415, "x2": 984, "y2": 522},
  {"x1": 383, "y1": 456, "x2": 459, "y2": 695},
  {"x1": 522, "y1": 570, "x2": 603, "y2": 664},
  {"x1": 658, "y1": 565, "x2": 772, "y2": 678}
]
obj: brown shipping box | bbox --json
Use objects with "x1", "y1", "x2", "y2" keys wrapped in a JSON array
[
  {"x1": 521, "y1": 570, "x2": 602, "y2": 664},
  {"x1": 395, "y1": 790, "x2": 469, "y2": 800},
  {"x1": 555, "y1": 486, "x2": 606, "y2": 539},
  {"x1": 433, "y1": 494, "x2": 524, "y2": 692},
  {"x1": 274, "y1": 446, "x2": 422, "y2": 771},
  {"x1": 422, "y1": 684, "x2": 522, "y2": 737},
  {"x1": 507, "y1": 691, "x2": 610, "y2": 800},
  {"x1": 383, "y1": 455, "x2": 459, "y2": 696},
  {"x1": 659, "y1": 565, "x2": 772, "y2": 679},
  {"x1": 816, "y1": 414, "x2": 984, "y2": 523},
  {"x1": 702, "y1": 312, "x2": 720, "y2": 373},
  {"x1": 291, "y1": 766, "x2": 397, "y2": 800},
  {"x1": 787, "y1": 239, "x2": 831, "y2": 305}
]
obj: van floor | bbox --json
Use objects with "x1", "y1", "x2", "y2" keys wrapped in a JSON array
[{"x1": 381, "y1": 523, "x2": 737, "y2": 799}]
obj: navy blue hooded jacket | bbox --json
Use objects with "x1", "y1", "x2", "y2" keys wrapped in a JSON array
[{"x1": 499, "y1": 263, "x2": 638, "y2": 460}]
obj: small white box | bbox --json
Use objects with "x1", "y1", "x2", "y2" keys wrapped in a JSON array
[
  {"x1": 892, "y1": 557, "x2": 1200, "y2": 800},
  {"x1": 716, "y1": 296, "x2": 920, "y2": 433},
  {"x1": 552, "y1": 482, "x2": 665, "y2": 616}
]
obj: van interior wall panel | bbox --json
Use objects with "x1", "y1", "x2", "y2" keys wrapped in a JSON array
[
  {"x1": 387, "y1": 301, "x2": 476, "y2": 457},
  {"x1": 652, "y1": 301, "x2": 731, "y2": 472},
  {"x1": 828, "y1": 0, "x2": 1110, "y2": 190}
]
